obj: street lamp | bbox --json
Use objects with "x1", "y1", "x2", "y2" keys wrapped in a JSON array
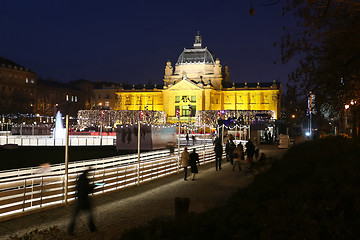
[{"x1": 188, "y1": 105, "x2": 192, "y2": 134}]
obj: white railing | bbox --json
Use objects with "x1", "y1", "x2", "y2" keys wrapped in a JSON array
[
  {"x1": 0, "y1": 144, "x2": 219, "y2": 220},
  {"x1": 0, "y1": 136, "x2": 116, "y2": 146}
]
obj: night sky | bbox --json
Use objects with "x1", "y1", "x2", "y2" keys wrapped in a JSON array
[{"x1": 1, "y1": 0, "x2": 296, "y2": 86}]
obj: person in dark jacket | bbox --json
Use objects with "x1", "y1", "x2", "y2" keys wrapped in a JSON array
[
  {"x1": 68, "y1": 169, "x2": 96, "y2": 235},
  {"x1": 245, "y1": 139, "x2": 256, "y2": 170},
  {"x1": 214, "y1": 139, "x2": 223, "y2": 171},
  {"x1": 189, "y1": 148, "x2": 200, "y2": 180}
]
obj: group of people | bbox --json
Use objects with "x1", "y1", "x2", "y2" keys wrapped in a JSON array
[
  {"x1": 185, "y1": 133, "x2": 196, "y2": 146},
  {"x1": 217, "y1": 135, "x2": 257, "y2": 172},
  {"x1": 180, "y1": 147, "x2": 200, "y2": 181},
  {"x1": 264, "y1": 130, "x2": 273, "y2": 143}
]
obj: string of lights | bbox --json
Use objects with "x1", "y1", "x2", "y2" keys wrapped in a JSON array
[
  {"x1": 77, "y1": 110, "x2": 166, "y2": 128},
  {"x1": 195, "y1": 110, "x2": 275, "y2": 126}
]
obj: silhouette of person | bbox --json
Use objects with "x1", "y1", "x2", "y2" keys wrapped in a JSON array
[
  {"x1": 68, "y1": 168, "x2": 96, "y2": 235},
  {"x1": 189, "y1": 148, "x2": 200, "y2": 180},
  {"x1": 214, "y1": 139, "x2": 223, "y2": 171},
  {"x1": 245, "y1": 139, "x2": 256, "y2": 170}
]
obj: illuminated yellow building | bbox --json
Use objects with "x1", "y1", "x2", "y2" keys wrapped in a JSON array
[{"x1": 115, "y1": 32, "x2": 281, "y2": 123}]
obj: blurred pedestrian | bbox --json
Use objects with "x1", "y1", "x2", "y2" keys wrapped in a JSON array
[
  {"x1": 68, "y1": 168, "x2": 96, "y2": 235},
  {"x1": 214, "y1": 139, "x2": 223, "y2": 171},
  {"x1": 189, "y1": 148, "x2": 200, "y2": 180},
  {"x1": 192, "y1": 135, "x2": 196, "y2": 145},
  {"x1": 168, "y1": 143, "x2": 175, "y2": 155},
  {"x1": 232, "y1": 143, "x2": 244, "y2": 171},
  {"x1": 186, "y1": 133, "x2": 189, "y2": 145},
  {"x1": 181, "y1": 147, "x2": 190, "y2": 181},
  {"x1": 36, "y1": 162, "x2": 51, "y2": 175}
]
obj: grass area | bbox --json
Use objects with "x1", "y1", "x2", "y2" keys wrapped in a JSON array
[
  {"x1": 0, "y1": 146, "x2": 138, "y2": 171},
  {"x1": 119, "y1": 137, "x2": 360, "y2": 240}
]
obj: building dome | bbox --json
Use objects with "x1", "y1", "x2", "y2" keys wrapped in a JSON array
[{"x1": 176, "y1": 47, "x2": 215, "y2": 65}]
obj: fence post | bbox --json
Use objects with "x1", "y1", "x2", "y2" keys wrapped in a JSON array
[
  {"x1": 40, "y1": 176, "x2": 44, "y2": 207},
  {"x1": 203, "y1": 123, "x2": 206, "y2": 164},
  {"x1": 22, "y1": 179, "x2": 27, "y2": 211},
  {"x1": 137, "y1": 121, "x2": 141, "y2": 185},
  {"x1": 116, "y1": 166, "x2": 119, "y2": 190},
  {"x1": 102, "y1": 168, "x2": 105, "y2": 193},
  {"x1": 64, "y1": 115, "x2": 69, "y2": 205}
]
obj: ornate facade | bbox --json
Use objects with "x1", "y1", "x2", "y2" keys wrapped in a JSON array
[{"x1": 115, "y1": 32, "x2": 281, "y2": 123}]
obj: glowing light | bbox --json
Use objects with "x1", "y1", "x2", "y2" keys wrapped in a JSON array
[
  {"x1": 291, "y1": 114, "x2": 295, "y2": 118},
  {"x1": 305, "y1": 131, "x2": 311, "y2": 136},
  {"x1": 345, "y1": 105, "x2": 349, "y2": 109}
]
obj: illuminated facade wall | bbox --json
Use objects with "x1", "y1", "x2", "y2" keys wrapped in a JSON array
[
  {"x1": 115, "y1": 81, "x2": 281, "y2": 123},
  {"x1": 115, "y1": 33, "x2": 281, "y2": 123},
  {"x1": 115, "y1": 85, "x2": 164, "y2": 112}
]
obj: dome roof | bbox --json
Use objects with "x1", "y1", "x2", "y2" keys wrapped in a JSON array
[{"x1": 176, "y1": 47, "x2": 215, "y2": 65}]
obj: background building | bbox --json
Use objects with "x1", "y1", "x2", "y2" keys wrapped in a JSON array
[
  {"x1": 0, "y1": 57, "x2": 91, "y2": 124},
  {"x1": 93, "y1": 82, "x2": 121, "y2": 110},
  {"x1": 115, "y1": 33, "x2": 282, "y2": 123},
  {"x1": 0, "y1": 57, "x2": 37, "y2": 115}
]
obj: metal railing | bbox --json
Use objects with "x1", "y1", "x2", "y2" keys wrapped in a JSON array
[
  {"x1": 0, "y1": 144, "x2": 218, "y2": 220},
  {"x1": 0, "y1": 136, "x2": 116, "y2": 146}
]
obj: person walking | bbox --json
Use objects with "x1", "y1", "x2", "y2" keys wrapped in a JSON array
[
  {"x1": 225, "y1": 140, "x2": 230, "y2": 162},
  {"x1": 181, "y1": 147, "x2": 190, "y2": 181},
  {"x1": 189, "y1": 148, "x2": 200, "y2": 180},
  {"x1": 214, "y1": 139, "x2": 223, "y2": 171},
  {"x1": 245, "y1": 139, "x2": 256, "y2": 170},
  {"x1": 228, "y1": 140, "x2": 236, "y2": 165},
  {"x1": 232, "y1": 143, "x2": 244, "y2": 171},
  {"x1": 68, "y1": 168, "x2": 96, "y2": 235},
  {"x1": 186, "y1": 133, "x2": 189, "y2": 145}
]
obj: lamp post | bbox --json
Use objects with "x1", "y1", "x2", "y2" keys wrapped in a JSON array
[
  {"x1": 176, "y1": 109, "x2": 181, "y2": 173},
  {"x1": 137, "y1": 111, "x2": 143, "y2": 185},
  {"x1": 345, "y1": 104, "x2": 350, "y2": 135},
  {"x1": 64, "y1": 115, "x2": 69, "y2": 205}
]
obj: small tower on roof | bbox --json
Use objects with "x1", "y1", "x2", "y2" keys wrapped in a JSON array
[{"x1": 193, "y1": 31, "x2": 202, "y2": 48}]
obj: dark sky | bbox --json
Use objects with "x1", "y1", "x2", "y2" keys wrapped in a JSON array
[{"x1": 0, "y1": 0, "x2": 296, "y2": 86}]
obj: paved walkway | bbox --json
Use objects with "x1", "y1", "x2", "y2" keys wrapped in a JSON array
[{"x1": 0, "y1": 145, "x2": 286, "y2": 240}]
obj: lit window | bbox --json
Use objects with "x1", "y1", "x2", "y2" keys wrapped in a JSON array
[
  {"x1": 71, "y1": 96, "x2": 74, "y2": 102},
  {"x1": 66, "y1": 95, "x2": 69, "y2": 101},
  {"x1": 105, "y1": 101, "x2": 110, "y2": 107},
  {"x1": 175, "y1": 96, "x2": 180, "y2": 103},
  {"x1": 75, "y1": 96, "x2": 77, "y2": 102},
  {"x1": 26, "y1": 78, "x2": 28, "y2": 83},
  {"x1": 191, "y1": 96, "x2": 196, "y2": 102},
  {"x1": 31, "y1": 79, "x2": 34, "y2": 83}
]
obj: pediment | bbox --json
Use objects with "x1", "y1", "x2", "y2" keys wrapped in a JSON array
[{"x1": 167, "y1": 79, "x2": 202, "y2": 91}]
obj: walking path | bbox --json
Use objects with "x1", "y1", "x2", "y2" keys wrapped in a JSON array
[{"x1": 0, "y1": 145, "x2": 286, "y2": 240}]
